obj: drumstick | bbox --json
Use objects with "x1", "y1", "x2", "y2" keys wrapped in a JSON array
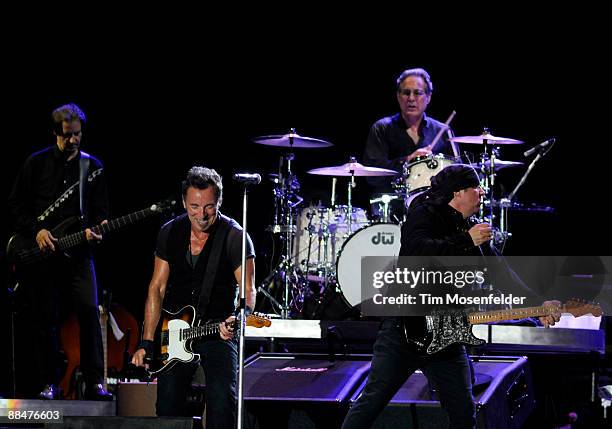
[{"x1": 426, "y1": 110, "x2": 456, "y2": 153}]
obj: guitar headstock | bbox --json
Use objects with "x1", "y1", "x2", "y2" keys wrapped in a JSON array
[
  {"x1": 246, "y1": 312, "x2": 272, "y2": 328},
  {"x1": 151, "y1": 199, "x2": 177, "y2": 213},
  {"x1": 564, "y1": 299, "x2": 603, "y2": 317}
]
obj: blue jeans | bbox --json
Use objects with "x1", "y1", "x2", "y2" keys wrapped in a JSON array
[
  {"x1": 156, "y1": 336, "x2": 238, "y2": 429},
  {"x1": 342, "y1": 318, "x2": 476, "y2": 429}
]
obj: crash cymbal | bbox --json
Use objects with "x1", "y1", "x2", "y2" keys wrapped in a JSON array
[
  {"x1": 253, "y1": 132, "x2": 333, "y2": 148},
  {"x1": 450, "y1": 132, "x2": 524, "y2": 145},
  {"x1": 470, "y1": 159, "x2": 525, "y2": 170},
  {"x1": 308, "y1": 162, "x2": 399, "y2": 177}
]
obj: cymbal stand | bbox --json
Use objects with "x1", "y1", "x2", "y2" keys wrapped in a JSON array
[
  {"x1": 269, "y1": 136, "x2": 305, "y2": 318},
  {"x1": 478, "y1": 130, "x2": 493, "y2": 222},
  {"x1": 346, "y1": 157, "x2": 358, "y2": 235},
  {"x1": 477, "y1": 133, "x2": 510, "y2": 251}
]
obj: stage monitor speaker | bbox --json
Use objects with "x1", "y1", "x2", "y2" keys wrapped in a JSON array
[
  {"x1": 243, "y1": 352, "x2": 371, "y2": 428},
  {"x1": 349, "y1": 355, "x2": 535, "y2": 429},
  {"x1": 57, "y1": 416, "x2": 194, "y2": 428}
]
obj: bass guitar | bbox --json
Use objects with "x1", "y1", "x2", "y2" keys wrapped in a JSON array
[{"x1": 7, "y1": 199, "x2": 175, "y2": 270}]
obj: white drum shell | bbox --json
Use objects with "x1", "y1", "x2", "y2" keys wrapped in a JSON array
[{"x1": 336, "y1": 223, "x2": 402, "y2": 307}]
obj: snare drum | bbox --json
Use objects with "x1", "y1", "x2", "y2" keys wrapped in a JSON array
[
  {"x1": 335, "y1": 223, "x2": 402, "y2": 308},
  {"x1": 294, "y1": 205, "x2": 369, "y2": 274},
  {"x1": 404, "y1": 154, "x2": 456, "y2": 195}
]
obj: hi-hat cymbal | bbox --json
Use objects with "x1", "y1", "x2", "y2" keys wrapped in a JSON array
[
  {"x1": 308, "y1": 162, "x2": 399, "y2": 177},
  {"x1": 253, "y1": 132, "x2": 333, "y2": 148},
  {"x1": 450, "y1": 133, "x2": 524, "y2": 145},
  {"x1": 470, "y1": 159, "x2": 525, "y2": 170}
]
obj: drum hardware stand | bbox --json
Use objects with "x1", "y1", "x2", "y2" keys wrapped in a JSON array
[
  {"x1": 477, "y1": 128, "x2": 494, "y2": 222},
  {"x1": 346, "y1": 156, "x2": 359, "y2": 235},
  {"x1": 262, "y1": 131, "x2": 307, "y2": 319},
  {"x1": 494, "y1": 144, "x2": 551, "y2": 248},
  {"x1": 477, "y1": 131, "x2": 510, "y2": 252}
]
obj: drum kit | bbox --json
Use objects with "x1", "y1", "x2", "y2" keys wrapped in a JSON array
[{"x1": 254, "y1": 129, "x2": 553, "y2": 319}]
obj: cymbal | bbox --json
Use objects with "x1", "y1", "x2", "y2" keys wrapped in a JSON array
[
  {"x1": 253, "y1": 132, "x2": 333, "y2": 148},
  {"x1": 450, "y1": 133, "x2": 524, "y2": 145},
  {"x1": 486, "y1": 200, "x2": 555, "y2": 213},
  {"x1": 470, "y1": 159, "x2": 525, "y2": 170},
  {"x1": 308, "y1": 162, "x2": 399, "y2": 177}
]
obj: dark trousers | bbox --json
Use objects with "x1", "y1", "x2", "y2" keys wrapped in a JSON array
[
  {"x1": 156, "y1": 336, "x2": 238, "y2": 429},
  {"x1": 19, "y1": 254, "x2": 104, "y2": 389},
  {"x1": 342, "y1": 319, "x2": 476, "y2": 429}
]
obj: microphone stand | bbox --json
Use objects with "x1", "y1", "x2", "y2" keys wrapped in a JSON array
[
  {"x1": 237, "y1": 180, "x2": 254, "y2": 429},
  {"x1": 497, "y1": 151, "x2": 545, "y2": 245},
  {"x1": 508, "y1": 151, "x2": 543, "y2": 202}
]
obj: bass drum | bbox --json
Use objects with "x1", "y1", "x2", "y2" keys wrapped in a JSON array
[
  {"x1": 294, "y1": 205, "x2": 369, "y2": 274},
  {"x1": 336, "y1": 223, "x2": 402, "y2": 308}
]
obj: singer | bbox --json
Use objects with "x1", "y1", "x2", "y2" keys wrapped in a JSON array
[{"x1": 132, "y1": 166, "x2": 256, "y2": 428}]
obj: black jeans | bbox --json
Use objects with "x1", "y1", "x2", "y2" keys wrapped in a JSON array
[
  {"x1": 342, "y1": 319, "x2": 476, "y2": 429},
  {"x1": 19, "y1": 254, "x2": 104, "y2": 389},
  {"x1": 156, "y1": 335, "x2": 238, "y2": 429}
]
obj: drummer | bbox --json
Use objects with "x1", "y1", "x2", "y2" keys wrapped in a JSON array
[{"x1": 364, "y1": 67, "x2": 460, "y2": 193}]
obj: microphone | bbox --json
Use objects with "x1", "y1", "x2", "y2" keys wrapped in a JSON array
[
  {"x1": 233, "y1": 173, "x2": 262, "y2": 185},
  {"x1": 523, "y1": 138, "x2": 555, "y2": 157}
]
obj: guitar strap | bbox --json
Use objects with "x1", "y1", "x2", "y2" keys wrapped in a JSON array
[
  {"x1": 196, "y1": 213, "x2": 232, "y2": 320},
  {"x1": 79, "y1": 151, "x2": 91, "y2": 222}
]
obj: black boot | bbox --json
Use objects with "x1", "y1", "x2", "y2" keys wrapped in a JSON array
[{"x1": 83, "y1": 383, "x2": 113, "y2": 401}]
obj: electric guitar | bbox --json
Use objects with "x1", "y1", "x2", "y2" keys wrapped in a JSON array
[
  {"x1": 6, "y1": 199, "x2": 175, "y2": 270},
  {"x1": 145, "y1": 305, "x2": 271, "y2": 378},
  {"x1": 404, "y1": 299, "x2": 602, "y2": 355}
]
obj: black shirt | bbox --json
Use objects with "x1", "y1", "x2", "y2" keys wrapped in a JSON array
[
  {"x1": 400, "y1": 202, "x2": 540, "y2": 305},
  {"x1": 364, "y1": 113, "x2": 456, "y2": 193},
  {"x1": 400, "y1": 203, "x2": 476, "y2": 257},
  {"x1": 8, "y1": 145, "x2": 109, "y2": 236}
]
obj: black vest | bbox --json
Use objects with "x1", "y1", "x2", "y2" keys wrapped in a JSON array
[{"x1": 163, "y1": 213, "x2": 237, "y2": 321}]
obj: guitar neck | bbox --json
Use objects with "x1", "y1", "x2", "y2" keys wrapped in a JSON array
[
  {"x1": 180, "y1": 321, "x2": 223, "y2": 342},
  {"x1": 57, "y1": 208, "x2": 153, "y2": 251},
  {"x1": 165, "y1": 318, "x2": 250, "y2": 344},
  {"x1": 469, "y1": 304, "x2": 561, "y2": 325}
]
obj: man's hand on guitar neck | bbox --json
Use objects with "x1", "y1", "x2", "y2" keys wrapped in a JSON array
[
  {"x1": 539, "y1": 300, "x2": 562, "y2": 328},
  {"x1": 36, "y1": 229, "x2": 58, "y2": 252},
  {"x1": 86, "y1": 219, "x2": 108, "y2": 242},
  {"x1": 219, "y1": 315, "x2": 236, "y2": 340}
]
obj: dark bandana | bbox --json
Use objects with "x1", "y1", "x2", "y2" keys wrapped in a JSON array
[{"x1": 427, "y1": 164, "x2": 480, "y2": 204}]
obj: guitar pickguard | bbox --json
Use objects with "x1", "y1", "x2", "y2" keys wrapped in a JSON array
[{"x1": 426, "y1": 311, "x2": 485, "y2": 354}]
